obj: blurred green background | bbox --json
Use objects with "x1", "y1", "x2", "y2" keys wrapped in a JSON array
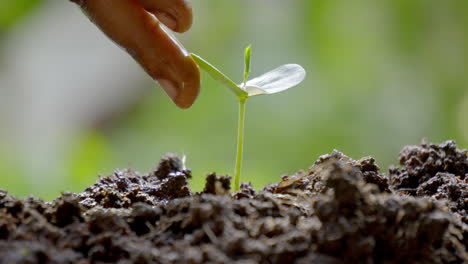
[{"x1": 0, "y1": 0, "x2": 467, "y2": 200}]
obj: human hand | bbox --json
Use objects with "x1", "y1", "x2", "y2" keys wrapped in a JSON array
[{"x1": 71, "y1": 0, "x2": 200, "y2": 109}]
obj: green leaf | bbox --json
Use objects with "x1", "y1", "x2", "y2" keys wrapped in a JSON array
[
  {"x1": 191, "y1": 53, "x2": 247, "y2": 99},
  {"x1": 243, "y1": 45, "x2": 251, "y2": 86}
]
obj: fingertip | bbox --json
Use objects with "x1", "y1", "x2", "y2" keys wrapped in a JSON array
[
  {"x1": 172, "y1": 0, "x2": 193, "y2": 33},
  {"x1": 157, "y1": 56, "x2": 200, "y2": 109},
  {"x1": 153, "y1": 11, "x2": 177, "y2": 31},
  {"x1": 174, "y1": 57, "x2": 200, "y2": 109},
  {"x1": 137, "y1": 0, "x2": 193, "y2": 33},
  {"x1": 174, "y1": 82, "x2": 200, "y2": 109}
]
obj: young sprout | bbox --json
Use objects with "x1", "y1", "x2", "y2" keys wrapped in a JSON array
[{"x1": 191, "y1": 46, "x2": 306, "y2": 191}]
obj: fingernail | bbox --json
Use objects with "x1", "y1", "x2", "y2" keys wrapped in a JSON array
[
  {"x1": 154, "y1": 11, "x2": 177, "y2": 31},
  {"x1": 158, "y1": 79, "x2": 178, "y2": 101}
]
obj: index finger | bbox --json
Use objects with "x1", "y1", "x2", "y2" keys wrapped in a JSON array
[{"x1": 72, "y1": 0, "x2": 200, "y2": 109}]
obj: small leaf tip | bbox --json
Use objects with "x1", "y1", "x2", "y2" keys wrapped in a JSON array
[{"x1": 243, "y1": 45, "x2": 252, "y2": 85}]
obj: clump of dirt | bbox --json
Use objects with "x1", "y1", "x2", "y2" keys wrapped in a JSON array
[
  {"x1": 390, "y1": 140, "x2": 467, "y2": 224},
  {"x1": 0, "y1": 141, "x2": 467, "y2": 263},
  {"x1": 78, "y1": 153, "x2": 193, "y2": 209}
]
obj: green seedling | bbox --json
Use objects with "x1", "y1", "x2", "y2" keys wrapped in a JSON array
[{"x1": 191, "y1": 46, "x2": 306, "y2": 191}]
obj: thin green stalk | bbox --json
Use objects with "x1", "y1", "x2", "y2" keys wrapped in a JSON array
[{"x1": 234, "y1": 98, "x2": 246, "y2": 191}]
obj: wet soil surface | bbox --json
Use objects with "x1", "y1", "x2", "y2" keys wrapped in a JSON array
[{"x1": 0, "y1": 141, "x2": 467, "y2": 263}]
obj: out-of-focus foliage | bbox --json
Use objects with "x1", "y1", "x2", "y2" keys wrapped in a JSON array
[
  {"x1": 0, "y1": 0, "x2": 42, "y2": 32},
  {"x1": 0, "y1": 0, "x2": 466, "y2": 200}
]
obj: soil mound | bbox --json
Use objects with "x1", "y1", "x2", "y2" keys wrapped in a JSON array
[{"x1": 0, "y1": 141, "x2": 467, "y2": 263}]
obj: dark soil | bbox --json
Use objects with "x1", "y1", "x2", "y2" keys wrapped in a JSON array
[{"x1": 0, "y1": 140, "x2": 467, "y2": 263}]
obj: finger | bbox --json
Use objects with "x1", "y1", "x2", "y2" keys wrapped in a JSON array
[
  {"x1": 136, "y1": 0, "x2": 193, "y2": 33},
  {"x1": 74, "y1": 0, "x2": 200, "y2": 109}
]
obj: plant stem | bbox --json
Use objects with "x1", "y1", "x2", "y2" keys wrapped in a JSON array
[{"x1": 234, "y1": 98, "x2": 246, "y2": 192}]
